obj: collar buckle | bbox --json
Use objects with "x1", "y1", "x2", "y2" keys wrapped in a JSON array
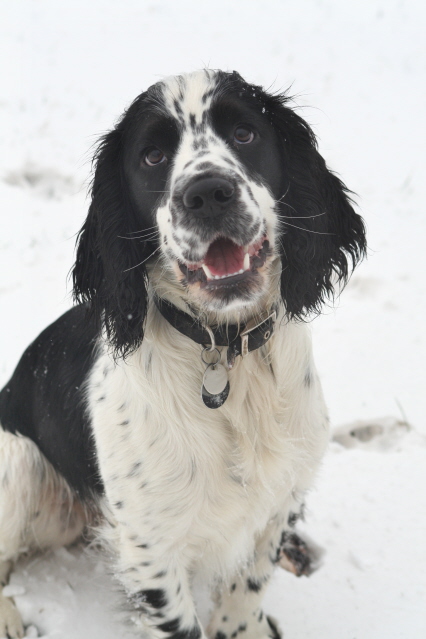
[{"x1": 240, "y1": 310, "x2": 277, "y2": 357}]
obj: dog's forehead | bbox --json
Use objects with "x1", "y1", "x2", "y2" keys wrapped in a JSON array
[{"x1": 155, "y1": 70, "x2": 220, "y2": 126}]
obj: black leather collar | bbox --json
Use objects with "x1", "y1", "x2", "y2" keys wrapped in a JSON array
[{"x1": 154, "y1": 296, "x2": 277, "y2": 360}]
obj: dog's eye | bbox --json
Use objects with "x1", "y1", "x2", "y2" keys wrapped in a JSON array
[
  {"x1": 144, "y1": 148, "x2": 166, "y2": 166},
  {"x1": 234, "y1": 126, "x2": 254, "y2": 145}
]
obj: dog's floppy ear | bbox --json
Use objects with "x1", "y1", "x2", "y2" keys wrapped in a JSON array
[
  {"x1": 264, "y1": 93, "x2": 366, "y2": 318},
  {"x1": 73, "y1": 120, "x2": 152, "y2": 358}
]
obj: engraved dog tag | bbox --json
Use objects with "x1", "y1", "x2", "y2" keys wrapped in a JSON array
[{"x1": 202, "y1": 363, "x2": 230, "y2": 409}]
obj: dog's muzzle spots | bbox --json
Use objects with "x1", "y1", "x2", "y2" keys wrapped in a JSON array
[{"x1": 163, "y1": 170, "x2": 275, "y2": 309}]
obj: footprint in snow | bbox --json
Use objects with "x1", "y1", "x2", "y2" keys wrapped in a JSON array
[{"x1": 332, "y1": 416, "x2": 411, "y2": 451}]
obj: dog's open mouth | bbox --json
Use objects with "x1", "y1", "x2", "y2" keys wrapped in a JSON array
[{"x1": 178, "y1": 235, "x2": 271, "y2": 287}]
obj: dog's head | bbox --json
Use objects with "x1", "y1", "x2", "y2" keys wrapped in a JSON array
[{"x1": 73, "y1": 70, "x2": 366, "y2": 357}]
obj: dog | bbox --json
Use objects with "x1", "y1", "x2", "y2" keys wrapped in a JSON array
[{"x1": 0, "y1": 69, "x2": 366, "y2": 639}]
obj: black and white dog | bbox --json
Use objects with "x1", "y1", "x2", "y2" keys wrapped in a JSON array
[{"x1": 0, "y1": 69, "x2": 366, "y2": 639}]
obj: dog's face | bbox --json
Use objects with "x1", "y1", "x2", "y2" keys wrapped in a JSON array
[
  {"x1": 73, "y1": 70, "x2": 366, "y2": 356},
  {"x1": 124, "y1": 70, "x2": 285, "y2": 311}
]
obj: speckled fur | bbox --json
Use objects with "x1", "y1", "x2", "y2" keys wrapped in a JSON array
[{"x1": 88, "y1": 299, "x2": 328, "y2": 639}]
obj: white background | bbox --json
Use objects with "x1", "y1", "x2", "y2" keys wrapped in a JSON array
[{"x1": 1, "y1": 1, "x2": 425, "y2": 638}]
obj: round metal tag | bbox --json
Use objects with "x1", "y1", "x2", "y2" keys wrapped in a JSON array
[
  {"x1": 201, "y1": 363, "x2": 230, "y2": 409},
  {"x1": 202, "y1": 363, "x2": 228, "y2": 395}
]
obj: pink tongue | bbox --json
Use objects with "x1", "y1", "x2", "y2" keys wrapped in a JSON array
[{"x1": 204, "y1": 238, "x2": 245, "y2": 277}]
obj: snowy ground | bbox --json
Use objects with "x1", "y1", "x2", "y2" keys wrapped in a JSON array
[{"x1": 1, "y1": 1, "x2": 425, "y2": 638}]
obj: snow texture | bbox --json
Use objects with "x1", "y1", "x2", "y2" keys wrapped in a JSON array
[{"x1": 1, "y1": 1, "x2": 425, "y2": 637}]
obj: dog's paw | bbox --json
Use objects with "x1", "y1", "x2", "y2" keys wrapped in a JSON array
[
  {"x1": 277, "y1": 530, "x2": 324, "y2": 577},
  {"x1": 0, "y1": 593, "x2": 24, "y2": 639}
]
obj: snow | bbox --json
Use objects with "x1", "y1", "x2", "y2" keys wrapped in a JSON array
[{"x1": 1, "y1": 0, "x2": 425, "y2": 637}]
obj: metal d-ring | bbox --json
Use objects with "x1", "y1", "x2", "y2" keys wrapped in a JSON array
[
  {"x1": 201, "y1": 346, "x2": 221, "y2": 366},
  {"x1": 204, "y1": 324, "x2": 216, "y2": 352}
]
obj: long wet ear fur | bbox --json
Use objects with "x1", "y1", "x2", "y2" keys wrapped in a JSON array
[
  {"x1": 73, "y1": 118, "x2": 152, "y2": 358},
  {"x1": 264, "y1": 91, "x2": 367, "y2": 318}
]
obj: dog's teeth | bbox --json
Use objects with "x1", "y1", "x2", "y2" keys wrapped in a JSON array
[
  {"x1": 205, "y1": 267, "x2": 248, "y2": 281},
  {"x1": 202, "y1": 264, "x2": 214, "y2": 280},
  {"x1": 243, "y1": 252, "x2": 250, "y2": 271}
]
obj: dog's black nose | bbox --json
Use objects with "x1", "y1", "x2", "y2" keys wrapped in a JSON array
[{"x1": 182, "y1": 177, "x2": 234, "y2": 217}]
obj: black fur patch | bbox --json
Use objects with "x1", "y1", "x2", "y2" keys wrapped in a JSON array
[
  {"x1": 202, "y1": 88, "x2": 215, "y2": 104},
  {"x1": 194, "y1": 161, "x2": 215, "y2": 171},
  {"x1": 174, "y1": 100, "x2": 184, "y2": 118},
  {"x1": 158, "y1": 618, "x2": 181, "y2": 633},
  {"x1": 0, "y1": 305, "x2": 103, "y2": 498},
  {"x1": 266, "y1": 616, "x2": 281, "y2": 639},
  {"x1": 246, "y1": 578, "x2": 262, "y2": 593},
  {"x1": 131, "y1": 588, "x2": 168, "y2": 610},
  {"x1": 304, "y1": 370, "x2": 312, "y2": 387},
  {"x1": 153, "y1": 570, "x2": 167, "y2": 579},
  {"x1": 192, "y1": 137, "x2": 208, "y2": 150},
  {"x1": 127, "y1": 461, "x2": 142, "y2": 477},
  {"x1": 288, "y1": 504, "x2": 305, "y2": 527}
]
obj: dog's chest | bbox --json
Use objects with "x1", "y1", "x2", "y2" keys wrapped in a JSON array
[{"x1": 88, "y1": 325, "x2": 325, "y2": 572}]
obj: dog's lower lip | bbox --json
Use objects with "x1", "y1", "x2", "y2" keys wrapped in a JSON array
[{"x1": 203, "y1": 269, "x2": 252, "y2": 289}]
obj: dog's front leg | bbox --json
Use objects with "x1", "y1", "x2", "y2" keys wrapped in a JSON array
[
  {"x1": 106, "y1": 518, "x2": 203, "y2": 639},
  {"x1": 119, "y1": 546, "x2": 202, "y2": 639},
  {"x1": 207, "y1": 516, "x2": 287, "y2": 639}
]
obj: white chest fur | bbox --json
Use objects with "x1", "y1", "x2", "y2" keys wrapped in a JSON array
[{"x1": 87, "y1": 306, "x2": 329, "y2": 577}]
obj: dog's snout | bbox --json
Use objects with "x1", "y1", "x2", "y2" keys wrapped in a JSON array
[{"x1": 182, "y1": 177, "x2": 234, "y2": 217}]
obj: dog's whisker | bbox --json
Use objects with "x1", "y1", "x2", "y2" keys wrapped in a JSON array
[
  {"x1": 125, "y1": 225, "x2": 158, "y2": 235},
  {"x1": 123, "y1": 245, "x2": 162, "y2": 272},
  {"x1": 279, "y1": 220, "x2": 333, "y2": 235},
  {"x1": 275, "y1": 183, "x2": 291, "y2": 204},
  {"x1": 278, "y1": 237, "x2": 288, "y2": 261},
  {"x1": 275, "y1": 200, "x2": 301, "y2": 216},
  {"x1": 276, "y1": 212, "x2": 327, "y2": 220},
  {"x1": 118, "y1": 231, "x2": 160, "y2": 241}
]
